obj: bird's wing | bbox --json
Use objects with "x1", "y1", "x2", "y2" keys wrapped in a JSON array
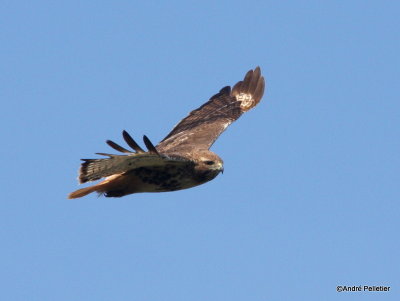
[
  {"x1": 78, "y1": 131, "x2": 190, "y2": 183},
  {"x1": 156, "y1": 67, "x2": 265, "y2": 153}
]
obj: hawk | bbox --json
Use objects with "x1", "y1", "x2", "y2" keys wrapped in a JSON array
[{"x1": 68, "y1": 67, "x2": 265, "y2": 199}]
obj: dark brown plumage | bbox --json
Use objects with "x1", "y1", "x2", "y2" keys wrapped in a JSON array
[{"x1": 68, "y1": 67, "x2": 265, "y2": 199}]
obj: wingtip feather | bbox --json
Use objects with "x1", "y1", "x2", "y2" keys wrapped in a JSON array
[
  {"x1": 106, "y1": 139, "x2": 132, "y2": 153},
  {"x1": 231, "y1": 66, "x2": 265, "y2": 111},
  {"x1": 143, "y1": 135, "x2": 160, "y2": 155},
  {"x1": 123, "y1": 130, "x2": 145, "y2": 153}
]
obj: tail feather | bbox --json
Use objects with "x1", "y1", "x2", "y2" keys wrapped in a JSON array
[
  {"x1": 68, "y1": 185, "x2": 99, "y2": 199},
  {"x1": 68, "y1": 174, "x2": 140, "y2": 199},
  {"x1": 68, "y1": 175, "x2": 119, "y2": 199},
  {"x1": 68, "y1": 175, "x2": 115, "y2": 199}
]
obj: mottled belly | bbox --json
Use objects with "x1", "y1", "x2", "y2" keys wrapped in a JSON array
[{"x1": 131, "y1": 165, "x2": 198, "y2": 192}]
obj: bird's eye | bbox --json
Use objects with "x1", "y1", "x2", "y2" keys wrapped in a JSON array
[{"x1": 204, "y1": 160, "x2": 215, "y2": 165}]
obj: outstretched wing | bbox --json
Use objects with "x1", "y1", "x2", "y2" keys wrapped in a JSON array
[
  {"x1": 157, "y1": 67, "x2": 265, "y2": 153},
  {"x1": 78, "y1": 131, "x2": 189, "y2": 183}
]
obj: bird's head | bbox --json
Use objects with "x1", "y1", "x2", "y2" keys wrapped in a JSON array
[{"x1": 193, "y1": 150, "x2": 224, "y2": 182}]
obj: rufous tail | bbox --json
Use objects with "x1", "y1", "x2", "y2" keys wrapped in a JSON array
[
  {"x1": 68, "y1": 184, "x2": 100, "y2": 199},
  {"x1": 68, "y1": 174, "x2": 129, "y2": 199}
]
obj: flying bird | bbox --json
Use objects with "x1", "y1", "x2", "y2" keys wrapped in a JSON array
[{"x1": 68, "y1": 67, "x2": 265, "y2": 199}]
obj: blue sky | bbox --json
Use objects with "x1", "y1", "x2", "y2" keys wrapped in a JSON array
[{"x1": 1, "y1": 1, "x2": 399, "y2": 300}]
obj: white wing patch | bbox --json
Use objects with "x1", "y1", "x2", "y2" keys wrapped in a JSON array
[{"x1": 236, "y1": 93, "x2": 255, "y2": 111}]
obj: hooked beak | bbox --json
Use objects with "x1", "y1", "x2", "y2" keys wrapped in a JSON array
[{"x1": 214, "y1": 162, "x2": 224, "y2": 174}]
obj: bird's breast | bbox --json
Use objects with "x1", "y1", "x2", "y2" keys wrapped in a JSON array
[{"x1": 130, "y1": 164, "x2": 203, "y2": 192}]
